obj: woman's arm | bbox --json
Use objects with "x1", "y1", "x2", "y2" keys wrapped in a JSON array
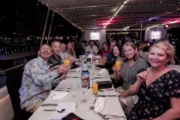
[
  {"x1": 121, "y1": 71, "x2": 147, "y2": 97},
  {"x1": 121, "y1": 78, "x2": 144, "y2": 97},
  {"x1": 153, "y1": 98, "x2": 180, "y2": 120}
]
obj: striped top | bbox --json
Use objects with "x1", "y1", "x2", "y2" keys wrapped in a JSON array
[{"x1": 120, "y1": 58, "x2": 148, "y2": 90}]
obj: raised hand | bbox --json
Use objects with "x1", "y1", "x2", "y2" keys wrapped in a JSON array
[{"x1": 57, "y1": 64, "x2": 69, "y2": 74}]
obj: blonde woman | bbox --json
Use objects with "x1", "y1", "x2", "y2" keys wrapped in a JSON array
[
  {"x1": 66, "y1": 42, "x2": 76, "y2": 58},
  {"x1": 121, "y1": 41, "x2": 180, "y2": 120},
  {"x1": 115, "y1": 41, "x2": 148, "y2": 114}
]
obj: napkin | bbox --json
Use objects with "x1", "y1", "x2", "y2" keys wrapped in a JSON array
[
  {"x1": 119, "y1": 95, "x2": 139, "y2": 105},
  {"x1": 132, "y1": 95, "x2": 139, "y2": 104},
  {"x1": 119, "y1": 96, "x2": 127, "y2": 105},
  {"x1": 94, "y1": 97, "x2": 105, "y2": 113},
  {"x1": 50, "y1": 91, "x2": 69, "y2": 101},
  {"x1": 97, "y1": 69, "x2": 107, "y2": 76}
]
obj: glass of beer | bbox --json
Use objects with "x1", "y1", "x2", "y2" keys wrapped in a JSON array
[
  {"x1": 64, "y1": 60, "x2": 70, "y2": 68},
  {"x1": 116, "y1": 60, "x2": 121, "y2": 71}
]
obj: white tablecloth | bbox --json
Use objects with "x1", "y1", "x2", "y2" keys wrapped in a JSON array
[{"x1": 29, "y1": 67, "x2": 126, "y2": 120}]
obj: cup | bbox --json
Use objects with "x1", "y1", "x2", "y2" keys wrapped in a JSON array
[
  {"x1": 69, "y1": 56, "x2": 73, "y2": 61},
  {"x1": 115, "y1": 60, "x2": 121, "y2": 71},
  {"x1": 99, "y1": 58, "x2": 104, "y2": 65},
  {"x1": 92, "y1": 83, "x2": 98, "y2": 95},
  {"x1": 64, "y1": 60, "x2": 70, "y2": 68}
]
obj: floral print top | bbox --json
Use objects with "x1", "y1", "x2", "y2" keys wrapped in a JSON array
[
  {"x1": 19, "y1": 57, "x2": 60, "y2": 108},
  {"x1": 129, "y1": 70, "x2": 180, "y2": 120}
]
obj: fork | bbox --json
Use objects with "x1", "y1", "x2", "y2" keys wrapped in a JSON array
[{"x1": 98, "y1": 113, "x2": 126, "y2": 120}]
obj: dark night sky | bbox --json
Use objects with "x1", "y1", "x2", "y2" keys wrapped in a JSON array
[{"x1": 0, "y1": 0, "x2": 80, "y2": 37}]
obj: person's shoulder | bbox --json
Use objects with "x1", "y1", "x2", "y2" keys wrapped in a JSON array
[
  {"x1": 137, "y1": 57, "x2": 147, "y2": 63},
  {"x1": 169, "y1": 70, "x2": 180, "y2": 77},
  {"x1": 26, "y1": 57, "x2": 39, "y2": 65},
  {"x1": 30, "y1": 57, "x2": 45, "y2": 67}
]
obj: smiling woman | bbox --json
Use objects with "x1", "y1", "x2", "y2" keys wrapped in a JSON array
[{"x1": 121, "y1": 41, "x2": 180, "y2": 120}]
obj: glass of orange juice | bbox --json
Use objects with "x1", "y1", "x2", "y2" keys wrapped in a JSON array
[
  {"x1": 116, "y1": 60, "x2": 121, "y2": 71},
  {"x1": 92, "y1": 83, "x2": 98, "y2": 95},
  {"x1": 64, "y1": 60, "x2": 70, "y2": 68},
  {"x1": 69, "y1": 56, "x2": 73, "y2": 61}
]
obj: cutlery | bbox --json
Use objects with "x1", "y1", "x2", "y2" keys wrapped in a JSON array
[
  {"x1": 97, "y1": 95, "x2": 117, "y2": 97},
  {"x1": 98, "y1": 113, "x2": 126, "y2": 120},
  {"x1": 44, "y1": 109, "x2": 65, "y2": 113},
  {"x1": 54, "y1": 89, "x2": 70, "y2": 92},
  {"x1": 56, "y1": 87, "x2": 70, "y2": 89},
  {"x1": 67, "y1": 76, "x2": 80, "y2": 78},
  {"x1": 41, "y1": 103, "x2": 58, "y2": 106},
  {"x1": 69, "y1": 71, "x2": 77, "y2": 72},
  {"x1": 90, "y1": 98, "x2": 97, "y2": 110},
  {"x1": 94, "y1": 77, "x2": 109, "y2": 79}
]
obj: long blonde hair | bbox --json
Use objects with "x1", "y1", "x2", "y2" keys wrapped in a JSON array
[
  {"x1": 67, "y1": 42, "x2": 75, "y2": 56},
  {"x1": 149, "y1": 41, "x2": 175, "y2": 65}
]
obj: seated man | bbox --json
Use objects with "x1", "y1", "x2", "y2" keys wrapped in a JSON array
[
  {"x1": 19, "y1": 44, "x2": 69, "y2": 113},
  {"x1": 85, "y1": 40, "x2": 98, "y2": 55},
  {"x1": 49, "y1": 40, "x2": 63, "y2": 69},
  {"x1": 59, "y1": 43, "x2": 69, "y2": 60}
]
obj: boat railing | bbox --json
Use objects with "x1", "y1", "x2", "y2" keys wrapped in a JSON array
[
  {"x1": 0, "y1": 64, "x2": 24, "y2": 88},
  {"x1": 0, "y1": 64, "x2": 24, "y2": 74}
]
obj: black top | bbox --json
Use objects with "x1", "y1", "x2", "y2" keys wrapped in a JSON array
[
  {"x1": 129, "y1": 70, "x2": 180, "y2": 120},
  {"x1": 49, "y1": 54, "x2": 62, "y2": 69}
]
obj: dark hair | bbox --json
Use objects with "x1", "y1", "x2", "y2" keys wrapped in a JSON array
[
  {"x1": 102, "y1": 42, "x2": 109, "y2": 50},
  {"x1": 112, "y1": 45, "x2": 121, "y2": 57},
  {"x1": 89, "y1": 40, "x2": 94, "y2": 43}
]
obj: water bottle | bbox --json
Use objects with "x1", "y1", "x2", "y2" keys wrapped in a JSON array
[{"x1": 81, "y1": 62, "x2": 90, "y2": 88}]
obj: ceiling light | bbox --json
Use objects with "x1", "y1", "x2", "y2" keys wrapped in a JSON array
[{"x1": 103, "y1": 0, "x2": 129, "y2": 28}]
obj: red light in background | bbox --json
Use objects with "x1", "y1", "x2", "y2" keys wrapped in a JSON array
[
  {"x1": 163, "y1": 19, "x2": 180, "y2": 25},
  {"x1": 98, "y1": 19, "x2": 119, "y2": 26}
]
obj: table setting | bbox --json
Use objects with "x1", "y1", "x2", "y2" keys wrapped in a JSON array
[{"x1": 28, "y1": 58, "x2": 126, "y2": 120}]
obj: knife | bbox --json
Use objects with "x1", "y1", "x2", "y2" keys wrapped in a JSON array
[
  {"x1": 67, "y1": 76, "x2": 80, "y2": 78},
  {"x1": 97, "y1": 95, "x2": 117, "y2": 97},
  {"x1": 94, "y1": 77, "x2": 109, "y2": 78},
  {"x1": 54, "y1": 89, "x2": 70, "y2": 92},
  {"x1": 41, "y1": 103, "x2": 58, "y2": 106}
]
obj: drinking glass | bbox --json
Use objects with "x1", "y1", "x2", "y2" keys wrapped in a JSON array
[
  {"x1": 70, "y1": 84, "x2": 80, "y2": 107},
  {"x1": 115, "y1": 60, "x2": 121, "y2": 71},
  {"x1": 80, "y1": 88, "x2": 88, "y2": 103},
  {"x1": 64, "y1": 60, "x2": 70, "y2": 68}
]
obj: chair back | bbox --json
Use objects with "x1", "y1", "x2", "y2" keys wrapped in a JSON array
[{"x1": 6, "y1": 68, "x2": 32, "y2": 120}]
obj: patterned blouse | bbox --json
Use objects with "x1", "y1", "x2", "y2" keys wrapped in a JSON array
[
  {"x1": 120, "y1": 58, "x2": 148, "y2": 90},
  {"x1": 129, "y1": 70, "x2": 180, "y2": 120},
  {"x1": 19, "y1": 56, "x2": 60, "y2": 109}
]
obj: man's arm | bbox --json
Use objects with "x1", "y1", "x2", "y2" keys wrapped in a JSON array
[{"x1": 30, "y1": 64, "x2": 59, "y2": 86}]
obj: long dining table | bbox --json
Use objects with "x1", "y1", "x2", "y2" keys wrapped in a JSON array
[{"x1": 28, "y1": 66, "x2": 126, "y2": 120}]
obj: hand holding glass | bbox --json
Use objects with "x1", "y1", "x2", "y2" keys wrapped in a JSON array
[
  {"x1": 115, "y1": 61, "x2": 121, "y2": 71},
  {"x1": 64, "y1": 60, "x2": 70, "y2": 68}
]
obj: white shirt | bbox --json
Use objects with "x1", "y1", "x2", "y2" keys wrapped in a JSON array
[
  {"x1": 85, "y1": 45, "x2": 98, "y2": 54},
  {"x1": 59, "y1": 51, "x2": 70, "y2": 60}
]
